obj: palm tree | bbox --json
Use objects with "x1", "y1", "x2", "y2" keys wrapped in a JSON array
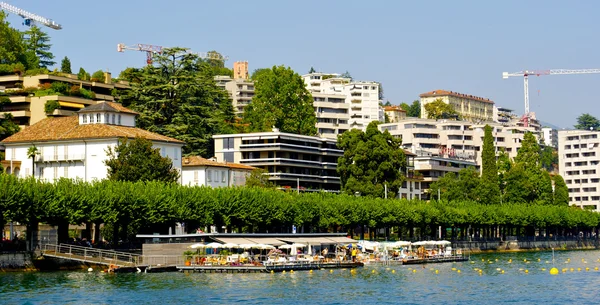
[{"x1": 27, "y1": 145, "x2": 39, "y2": 178}]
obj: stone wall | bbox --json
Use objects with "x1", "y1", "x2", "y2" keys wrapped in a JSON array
[{"x1": 0, "y1": 252, "x2": 33, "y2": 270}]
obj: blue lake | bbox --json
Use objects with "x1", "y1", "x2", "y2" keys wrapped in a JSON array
[{"x1": 2, "y1": 250, "x2": 600, "y2": 304}]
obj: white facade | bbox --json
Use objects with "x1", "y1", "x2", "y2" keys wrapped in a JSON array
[
  {"x1": 302, "y1": 73, "x2": 383, "y2": 131},
  {"x1": 214, "y1": 76, "x2": 255, "y2": 116},
  {"x1": 542, "y1": 127, "x2": 558, "y2": 148},
  {"x1": 378, "y1": 118, "x2": 539, "y2": 168},
  {"x1": 181, "y1": 156, "x2": 254, "y2": 187},
  {"x1": 558, "y1": 130, "x2": 600, "y2": 211},
  {"x1": 313, "y1": 93, "x2": 349, "y2": 139}
]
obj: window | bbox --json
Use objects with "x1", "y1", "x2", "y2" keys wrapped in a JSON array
[
  {"x1": 112, "y1": 114, "x2": 115, "y2": 124},
  {"x1": 89, "y1": 114, "x2": 93, "y2": 123},
  {"x1": 224, "y1": 152, "x2": 234, "y2": 162},
  {"x1": 105, "y1": 114, "x2": 109, "y2": 123},
  {"x1": 224, "y1": 137, "x2": 234, "y2": 149},
  {"x1": 193, "y1": 171, "x2": 198, "y2": 184},
  {"x1": 118, "y1": 115, "x2": 121, "y2": 125},
  {"x1": 221, "y1": 171, "x2": 226, "y2": 183},
  {"x1": 96, "y1": 113, "x2": 101, "y2": 123},
  {"x1": 207, "y1": 170, "x2": 212, "y2": 182},
  {"x1": 82, "y1": 115, "x2": 87, "y2": 124},
  {"x1": 174, "y1": 148, "x2": 179, "y2": 160}
]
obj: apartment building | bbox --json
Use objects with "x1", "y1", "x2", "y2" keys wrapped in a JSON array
[
  {"x1": 214, "y1": 75, "x2": 255, "y2": 116},
  {"x1": 302, "y1": 72, "x2": 383, "y2": 131},
  {"x1": 420, "y1": 90, "x2": 494, "y2": 122},
  {"x1": 313, "y1": 93, "x2": 349, "y2": 139},
  {"x1": 379, "y1": 118, "x2": 539, "y2": 167},
  {"x1": 399, "y1": 150, "x2": 422, "y2": 200},
  {"x1": 558, "y1": 130, "x2": 600, "y2": 211},
  {"x1": 0, "y1": 72, "x2": 129, "y2": 128},
  {"x1": 213, "y1": 129, "x2": 342, "y2": 192},
  {"x1": 384, "y1": 106, "x2": 407, "y2": 123},
  {"x1": 542, "y1": 127, "x2": 558, "y2": 148}
]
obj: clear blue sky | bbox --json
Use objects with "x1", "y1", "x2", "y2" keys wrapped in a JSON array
[{"x1": 5, "y1": 0, "x2": 600, "y2": 128}]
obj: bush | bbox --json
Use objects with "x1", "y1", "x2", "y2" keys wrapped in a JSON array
[
  {"x1": 23, "y1": 68, "x2": 50, "y2": 76},
  {"x1": 0, "y1": 63, "x2": 26, "y2": 76},
  {"x1": 44, "y1": 100, "x2": 60, "y2": 113},
  {"x1": 91, "y1": 70, "x2": 105, "y2": 83},
  {"x1": 50, "y1": 82, "x2": 69, "y2": 95}
]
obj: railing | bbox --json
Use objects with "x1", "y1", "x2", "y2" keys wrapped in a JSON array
[
  {"x1": 36, "y1": 154, "x2": 85, "y2": 162},
  {"x1": 42, "y1": 244, "x2": 142, "y2": 267}
]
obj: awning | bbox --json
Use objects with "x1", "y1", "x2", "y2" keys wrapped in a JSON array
[
  {"x1": 245, "y1": 237, "x2": 286, "y2": 246},
  {"x1": 326, "y1": 237, "x2": 357, "y2": 244},
  {"x1": 213, "y1": 237, "x2": 254, "y2": 244},
  {"x1": 279, "y1": 237, "x2": 345, "y2": 245},
  {"x1": 58, "y1": 101, "x2": 85, "y2": 108}
]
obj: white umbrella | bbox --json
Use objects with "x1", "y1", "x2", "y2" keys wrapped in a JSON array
[
  {"x1": 189, "y1": 243, "x2": 207, "y2": 249},
  {"x1": 205, "y1": 242, "x2": 223, "y2": 248},
  {"x1": 293, "y1": 243, "x2": 306, "y2": 248},
  {"x1": 257, "y1": 244, "x2": 275, "y2": 250},
  {"x1": 221, "y1": 243, "x2": 239, "y2": 248},
  {"x1": 392, "y1": 241, "x2": 412, "y2": 247},
  {"x1": 412, "y1": 241, "x2": 427, "y2": 246},
  {"x1": 238, "y1": 243, "x2": 256, "y2": 249},
  {"x1": 435, "y1": 240, "x2": 451, "y2": 246},
  {"x1": 278, "y1": 244, "x2": 293, "y2": 249}
]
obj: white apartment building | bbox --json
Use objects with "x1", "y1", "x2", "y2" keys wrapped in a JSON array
[
  {"x1": 379, "y1": 118, "x2": 539, "y2": 167},
  {"x1": 302, "y1": 72, "x2": 383, "y2": 131},
  {"x1": 181, "y1": 156, "x2": 255, "y2": 187},
  {"x1": 313, "y1": 93, "x2": 349, "y2": 139},
  {"x1": 384, "y1": 106, "x2": 407, "y2": 123},
  {"x1": 214, "y1": 75, "x2": 255, "y2": 116},
  {"x1": 1, "y1": 102, "x2": 184, "y2": 182},
  {"x1": 558, "y1": 130, "x2": 600, "y2": 211},
  {"x1": 213, "y1": 129, "x2": 342, "y2": 192},
  {"x1": 542, "y1": 127, "x2": 558, "y2": 148},
  {"x1": 420, "y1": 90, "x2": 495, "y2": 122}
]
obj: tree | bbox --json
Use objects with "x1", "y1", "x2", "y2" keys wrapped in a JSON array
[
  {"x1": 243, "y1": 65, "x2": 317, "y2": 136},
  {"x1": 540, "y1": 145, "x2": 557, "y2": 172},
  {"x1": 0, "y1": 12, "x2": 37, "y2": 72},
  {"x1": 553, "y1": 174, "x2": 569, "y2": 206},
  {"x1": 245, "y1": 168, "x2": 274, "y2": 188},
  {"x1": 23, "y1": 26, "x2": 55, "y2": 68},
  {"x1": 383, "y1": 101, "x2": 392, "y2": 107},
  {"x1": 430, "y1": 167, "x2": 481, "y2": 202},
  {"x1": 512, "y1": 132, "x2": 553, "y2": 204},
  {"x1": 60, "y1": 56, "x2": 72, "y2": 74},
  {"x1": 400, "y1": 100, "x2": 421, "y2": 118},
  {"x1": 104, "y1": 137, "x2": 179, "y2": 183},
  {"x1": 121, "y1": 47, "x2": 234, "y2": 157},
  {"x1": 0, "y1": 95, "x2": 20, "y2": 141},
  {"x1": 337, "y1": 121, "x2": 406, "y2": 198},
  {"x1": 424, "y1": 98, "x2": 458, "y2": 119},
  {"x1": 91, "y1": 70, "x2": 105, "y2": 82},
  {"x1": 514, "y1": 132, "x2": 540, "y2": 171},
  {"x1": 574, "y1": 113, "x2": 600, "y2": 130},
  {"x1": 340, "y1": 71, "x2": 352, "y2": 80},
  {"x1": 250, "y1": 68, "x2": 271, "y2": 81},
  {"x1": 480, "y1": 125, "x2": 500, "y2": 204},
  {"x1": 77, "y1": 68, "x2": 90, "y2": 81},
  {"x1": 27, "y1": 145, "x2": 39, "y2": 178},
  {"x1": 308, "y1": 67, "x2": 316, "y2": 73}
]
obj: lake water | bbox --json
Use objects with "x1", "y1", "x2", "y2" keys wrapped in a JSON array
[{"x1": 2, "y1": 250, "x2": 600, "y2": 304}]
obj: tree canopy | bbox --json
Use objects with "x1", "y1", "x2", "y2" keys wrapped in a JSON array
[
  {"x1": 337, "y1": 121, "x2": 406, "y2": 198},
  {"x1": 575, "y1": 113, "x2": 600, "y2": 130},
  {"x1": 480, "y1": 125, "x2": 500, "y2": 204},
  {"x1": 104, "y1": 137, "x2": 180, "y2": 183},
  {"x1": 400, "y1": 100, "x2": 421, "y2": 118},
  {"x1": 120, "y1": 47, "x2": 235, "y2": 157},
  {"x1": 243, "y1": 65, "x2": 317, "y2": 136},
  {"x1": 23, "y1": 26, "x2": 55, "y2": 68},
  {"x1": 424, "y1": 98, "x2": 458, "y2": 120},
  {"x1": 60, "y1": 56, "x2": 72, "y2": 73}
]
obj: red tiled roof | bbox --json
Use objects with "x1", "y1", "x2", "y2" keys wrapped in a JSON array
[
  {"x1": 1, "y1": 116, "x2": 184, "y2": 144},
  {"x1": 182, "y1": 156, "x2": 255, "y2": 170},
  {"x1": 419, "y1": 90, "x2": 494, "y2": 104},
  {"x1": 384, "y1": 106, "x2": 406, "y2": 112}
]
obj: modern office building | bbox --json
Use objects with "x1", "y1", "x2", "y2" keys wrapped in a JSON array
[
  {"x1": 213, "y1": 129, "x2": 342, "y2": 192},
  {"x1": 558, "y1": 130, "x2": 600, "y2": 211},
  {"x1": 0, "y1": 72, "x2": 129, "y2": 128},
  {"x1": 379, "y1": 118, "x2": 539, "y2": 168},
  {"x1": 181, "y1": 156, "x2": 255, "y2": 187},
  {"x1": 1, "y1": 102, "x2": 184, "y2": 182},
  {"x1": 420, "y1": 90, "x2": 494, "y2": 122},
  {"x1": 302, "y1": 72, "x2": 383, "y2": 131},
  {"x1": 384, "y1": 106, "x2": 407, "y2": 123}
]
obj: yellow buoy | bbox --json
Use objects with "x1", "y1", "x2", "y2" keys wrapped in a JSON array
[
  {"x1": 482, "y1": 259, "x2": 485, "y2": 262},
  {"x1": 282, "y1": 270, "x2": 286, "y2": 273},
  {"x1": 577, "y1": 268, "x2": 581, "y2": 272},
  {"x1": 524, "y1": 270, "x2": 529, "y2": 273},
  {"x1": 470, "y1": 261, "x2": 475, "y2": 264},
  {"x1": 435, "y1": 270, "x2": 439, "y2": 274},
  {"x1": 523, "y1": 259, "x2": 527, "y2": 262},
  {"x1": 372, "y1": 270, "x2": 376, "y2": 273},
  {"x1": 570, "y1": 268, "x2": 574, "y2": 272},
  {"x1": 537, "y1": 258, "x2": 541, "y2": 262},
  {"x1": 501, "y1": 270, "x2": 505, "y2": 274},
  {"x1": 392, "y1": 270, "x2": 396, "y2": 273},
  {"x1": 330, "y1": 270, "x2": 334, "y2": 273},
  {"x1": 451, "y1": 267, "x2": 456, "y2": 271},
  {"x1": 290, "y1": 270, "x2": 294, "y2": 273},
  {"x1": 586, "y1": 267, "x2": 590, "y2": 271},
  {"x1": 550, "y1": 268, "x2": 559, "y2": 275},
  {"x1": 457, "y1": 270, "x2": 461, "y2": 273},
  {"x1": 412, "y1": 269, "x2": 416, "y2": 273},
  {"x1": 271, "y1": 270, "x2": 274, "y2": 274},
  {"x1": 595, "y1": 267, "x2": 599, "y2": 271},
  {"x1": 309, "y1": 270, "x2": 313, "y2": 273}
]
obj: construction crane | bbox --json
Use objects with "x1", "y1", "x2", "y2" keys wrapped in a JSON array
[
  {"x1": 117, "y1": 43, "x2": 229, "y2": 66},
  {"x1": 502, "y1": 69, "x2": 600, "y2": 126},
  {"x1": 0, "y1": 1, "x2": 62, "y2": 30}
]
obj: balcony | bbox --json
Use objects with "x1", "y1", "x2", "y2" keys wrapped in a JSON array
[
  {"x1": 240, "y1": 157, "x2": 338, "y2": 169},
  {"x1": 1, "y1": 110, "x2": 30, "y2": 118},
  {"x1": 36, "y1": 154, "x2": 85, "y2": 162}
]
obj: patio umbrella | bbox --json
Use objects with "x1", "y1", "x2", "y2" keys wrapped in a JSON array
[
  {"x1": 278, "y1": 244, "x2": 293, "y2": 249},
  {"x1": 238, "y1": 243, "x2": 256, "y2": 249},
  {"x1": 205, "y1": 242, "x2": 223, "y2": 248},
  {"x1": 292, "y1": 243, "x2": 306, "y2": 248},
  {"x1": 221, "y1": 243, "x2": 239, "y2": 249},
  {"x1": 257, "y1": 244, "x2": 275, "y2": 250},
  {"x1": 189, "y1": 243, "x2": 207, "y2": 249}
]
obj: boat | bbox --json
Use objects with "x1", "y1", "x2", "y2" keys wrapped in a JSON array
[{"x1": 401, "y1": 241, "x2": 468, "y2": 265}]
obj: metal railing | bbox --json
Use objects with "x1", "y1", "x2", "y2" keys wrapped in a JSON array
[{"x1": 42, "y1": 244, "x2": 142, "y2": 267}]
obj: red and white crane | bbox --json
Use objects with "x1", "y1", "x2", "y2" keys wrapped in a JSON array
[
  {"x1": 502, "y1": 69, "x2": 600, "y2": 126},
  {"x1": 117, "y1": 43, "x2": 229, "y2": 66},
  {"x1": 0, "y1": 1, "x2": 62, "y2": 30}
]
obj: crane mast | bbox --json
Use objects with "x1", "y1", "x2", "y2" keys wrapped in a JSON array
[
  {"x1": 117, "y1": 43, "x2": 229, "y2": 66},
  {"x1": 502, "y1": 69, "x2": 600, "y2": 126},
  {"x1": 0, "y1": 1, "x2": 62, "y2": 30}
]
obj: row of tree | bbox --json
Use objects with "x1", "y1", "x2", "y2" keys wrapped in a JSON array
[{"x1": 1, "y1": 174, "x2": 598, "y2": 244}]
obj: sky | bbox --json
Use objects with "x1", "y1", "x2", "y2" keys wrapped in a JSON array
[{"x1": 4, "y1": 0, "x2": 600, "y2": 128}]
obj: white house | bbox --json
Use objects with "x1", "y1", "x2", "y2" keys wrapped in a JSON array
[
  {"x1": 1, "y1": 102, "x2": 185, "y2": 183},
  {"x1": 181, "y1": 155, "x2": 255, "y2": 187}
]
